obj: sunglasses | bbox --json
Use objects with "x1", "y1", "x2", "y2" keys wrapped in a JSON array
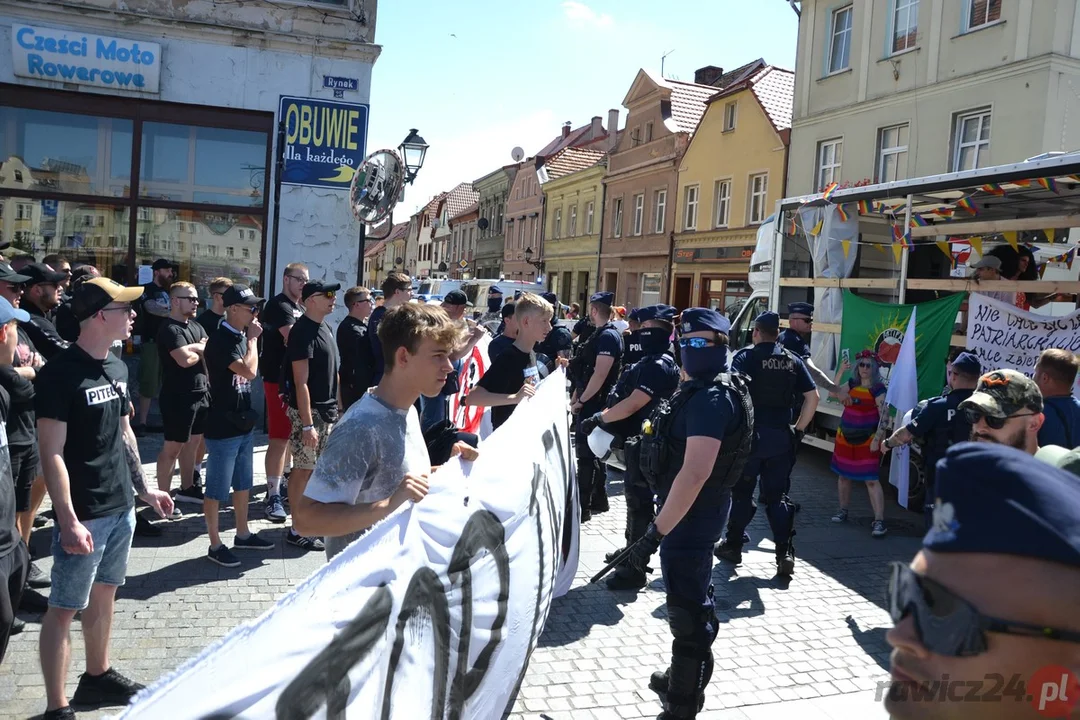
[
  {"x1": 791, "y1": 316, "x2": 813, "y2": 323},
  {"x1": 678, "y1": 337, "x2": 715, "y2": 349},
  {"x1": 311, "y1": 291, "x2": 336, "y2": 300},
  {"x1": 962, "y1": 407, "x2": 1036, "y2": 430},
  {"x1": 176, "y1": 296, "x2": 199, "y2": 303},
  {"x1": 887, "y1": 562, "x2": 1080, "y2": 656},
  {"x1": 857, "y1": 362, "x2": 873, "y2": 369},
  {"x1": 100, "y1": 304, "x2": 133, "y2": 314}
]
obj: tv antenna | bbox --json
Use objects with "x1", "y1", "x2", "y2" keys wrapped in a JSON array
[{"x1": 661, "y1": 49, "x2": 676, "y2": 78}]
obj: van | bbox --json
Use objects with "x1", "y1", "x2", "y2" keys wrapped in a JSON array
[{"x1": 460, "y1": 279, "x2": 546, "y2": 311}]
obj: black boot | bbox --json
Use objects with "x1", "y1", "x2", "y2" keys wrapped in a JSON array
[
  {"x1": 591, "y1": 475, "x2": 609, "y2": 513},
  {"x1": 605, "y1": 546, "x2": 629, "y2": 563},
  {"x1": 605, "y1": 564, "x2": 648, "y2": 591},
  {"x1": 776, "y1": 545, "x2": 795, "y2": 577},
  {"x1": 713, "y1": 540, "x2": 742, "y2": 564}
]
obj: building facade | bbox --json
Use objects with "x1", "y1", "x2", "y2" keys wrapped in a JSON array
[
  {"x1": 410, "y1": 193, "x2": 444, "y2": 279},
  {"x1": 672, "y1": 64, "x2": 793, "y2": 313},
  {"x1": 447, "y1": 201, "x2": 479, "y2": 279},
  {"x1": 0, "y1": 0, "x2": 379, "y2": 305},
  {"x1": 473, "y1": 165, "x2": 516, "y2": 280},
  {"x1": 427, "y1": 182, "x2": 478, "y2": 279},
  {"x1": 540, "y1": 147, "x2": 607, "y2": 309},
  {"x1": 503, "y1": 158, "x2": 545, "y2": 282},
  {"x1": 789, "y1": 0, "x2": 1080, "y2": 196}
]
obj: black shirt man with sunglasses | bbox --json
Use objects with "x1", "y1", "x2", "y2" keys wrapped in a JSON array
[{"x1": 885, "y1": 441, "x2": 1080, "y2": 720}]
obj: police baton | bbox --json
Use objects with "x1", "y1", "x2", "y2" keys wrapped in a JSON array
[{"x1": 589, "y1": 544, "x2": 635, "y2": 584}]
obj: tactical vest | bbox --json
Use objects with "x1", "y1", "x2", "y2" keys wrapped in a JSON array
[
  {"x1": 639, "y1": 371, "x2": 755, "y2": 496},
  {"x1": 926, "y1": 391, "x2": 975, "y2": 472},
  {"x1": 574, "y1": 322, "x2": 621, "y2": 404},
  {"x1": 605, "y1": 353, "x2": 678, "y2": 439},
  {"x1": 749, "y1": 345, "x2": 801, "y2": 412}
]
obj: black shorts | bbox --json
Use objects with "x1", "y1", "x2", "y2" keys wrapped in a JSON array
[
  {"x1": 0, "y1": 541, "x2": 29, "y2": 664},
  {"x1": 160, "y1": 394, "x2": 210, "y2": 443},
  {"x1": 10, "y1": 443, "x2": 38, "y2": 513}
]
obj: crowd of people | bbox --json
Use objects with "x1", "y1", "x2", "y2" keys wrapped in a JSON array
[{"x1": 1, "y1": 253, "x2": 1079, "y2": 719}]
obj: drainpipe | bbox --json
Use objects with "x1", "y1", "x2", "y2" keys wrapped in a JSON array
[
  {"x1": 787, "y1": 0, "x2": 800, "y2": 18},
  {"x1": 595, "y1": 177, "x2": 608, "y2": 300}
]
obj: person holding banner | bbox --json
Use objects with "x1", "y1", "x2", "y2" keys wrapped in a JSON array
[
  {"x1": 296, "y1": 303, "x2": 476, "y2": 560},
  {"x1": 1034, "y1": 349, "x2": 1080, "y2": 449}
]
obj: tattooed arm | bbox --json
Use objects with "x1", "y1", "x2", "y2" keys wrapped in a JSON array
[{"x1": 120, "y1": 413, "x2": 174, "y2": 518}]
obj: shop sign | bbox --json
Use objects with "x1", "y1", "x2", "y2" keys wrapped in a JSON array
[
  {"x1": 673, "y1": 246, "x2": 755, "y2": 262},
  {"x1": 278, "y1": 96, "x2": 369, "y2": 190},
  {"x1": 11, "y1": 24, "x2": 161, "y2": 93}
]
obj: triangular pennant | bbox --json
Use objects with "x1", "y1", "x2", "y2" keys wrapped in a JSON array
[
  {"x1": 1039, "y1": 263, "x2": 1048, "y2": 278},
  {"x1": 935, "y1": 240, "x2": 952, "y2": 261},
  {"x1": 1003, "y1": 231, "x2": 1019, "y2": 251},
  {"x1": 891, "y1": 243, "x2": 904, "y2": 264},
  {"x1": 1045, "y1": 228, "x2": 1056, "y2": 244},
  {"x1": 970, "y1": 236, "x2": 983, "y2": 256},
  {"x1": 874, "y1": 243, "x2": 888, "y2": 254},
  {"x1": 810, "y1": 218, "x2": 824, "y2": 236},
  {"x1": 841, "y1": 238, "x2": 852, "y2": 258}
]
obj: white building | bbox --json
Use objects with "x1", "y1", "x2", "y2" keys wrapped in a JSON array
[
  {"x1": 788, "y1": 0, "x2": 1080, "y2": 196},
  {"x1": 0, "y1": 0, "x2": 379, "y2": 301}
]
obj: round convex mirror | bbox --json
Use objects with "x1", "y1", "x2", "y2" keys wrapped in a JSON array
[{"x1": 349, "y1": 149, "x2": 406, "y2": 226}]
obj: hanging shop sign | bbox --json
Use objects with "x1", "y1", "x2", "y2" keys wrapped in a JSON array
[
  {"x1": 278, "y1": 96, "x2": 369, "y2": 190},
  {"x1": 673, "y1": 245, "x2": 755, "y2": 262},
  {"x1": 11, "y1": 24, "x2": 161, "y2": 93}
]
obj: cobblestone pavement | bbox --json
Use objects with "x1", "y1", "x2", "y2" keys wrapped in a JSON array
[{"x1": 1, "y1": 434, "x2": 916, "y2": 719}]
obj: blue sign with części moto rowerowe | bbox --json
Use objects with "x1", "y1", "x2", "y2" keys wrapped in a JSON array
[{"x1": 278, "y1": 96, "x2": 369, "y2": 191}]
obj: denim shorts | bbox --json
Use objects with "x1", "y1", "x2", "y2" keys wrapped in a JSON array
[
  {"x1": 205, "y1": 432, "x2": 254, "y2": 502},
  {"x1": 50, "y1": 507, "x2": 136, "y2": 611}
]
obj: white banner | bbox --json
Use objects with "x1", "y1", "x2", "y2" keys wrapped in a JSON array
[
  {"x1": 450, "y1": 333, "x2": 494, "y2": 439},
  {"x1": 966, "y1": 293, "x2": 1080, "y2": 397},
  {"x1": 117, "y1": 369, "x2": 578, "y2": 719}
]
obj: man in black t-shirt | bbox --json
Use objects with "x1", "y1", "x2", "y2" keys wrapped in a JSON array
[
  {"x1": 282, "y1": 280, "x2": 340, "y2": 552},
  {"x1": 154, "y1": 282, "x2": 209, "y2": 509},
  {"x1": 259, "y1": 262, "x2": 307, "y2": 520},
  {"x1": 134, "y1": 258, "x2": 175, "y2": 433},
  {"x1": 37, "y1": 277, "x2": 173, "y2": 717},
  {"x1": 337, "y1": 286, "x2": 375, "y2": 410},
  {"x1": 196, "y1": 277, "x2": 231, "y2": 335},
  {"x1": 201, "y1": 285, "x2": 274, "y2": 567},
  {"x1": 19, "y1": 262, "x2": 69, "y2": 362},
  {"x1": 369, "y1": 271, "x2": 413, "y2": 386}
]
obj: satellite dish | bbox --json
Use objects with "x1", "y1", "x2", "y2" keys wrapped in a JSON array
[
  {"x1": 478, "y1": 217, "x2": 490, "y2": 231},
  {"x1": 511, "y1": 147, "x2": 524, "y2": 162},
  {"x1": 349, "y1": 149, "x2": 406, "y2": 227}
]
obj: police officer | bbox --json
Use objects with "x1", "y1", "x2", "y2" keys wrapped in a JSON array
[
  {"x1": 478, "y1": 285, "x2": 504, "y2": 334},
  {"x1": 571, "y1": 291, "x2": 623, "y2": 521},
  {"x1": 884, "y1": 352, "x2": 981, "y2": 530},
  {"x1": 624, "y1": 308, "x2": 754, "y2": 719},
  {"x1": 621, "y1": 308, "x2": 645, "y2": 368},
  {"x1": 715, "y1": 311, "x2": 818, "y2": 577},
  {"x1": 581, "y1": 305, "x2": 680, "y2": 590},
  {"x1": 780, "y1": 302, "x2": 841, "y2": 393},
  {"x1": 536, "y1": 291, "x2": 573, "y2": 373}
]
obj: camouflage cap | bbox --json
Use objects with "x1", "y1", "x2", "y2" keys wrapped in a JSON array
[{"x1": 958, "y1": 368, "x2": 1043, "y2": 419}]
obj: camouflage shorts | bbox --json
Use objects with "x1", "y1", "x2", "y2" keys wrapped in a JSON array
[{"x1": 286, "y1": 406, "x2": 334, "y2": 470}]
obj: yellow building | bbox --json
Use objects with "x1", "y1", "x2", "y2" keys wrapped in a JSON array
[
  {"x1": 540, "y1": 147, "x2": 607, "y2": 309},
  {"x1": 671, "y1": 62, "x2": 793, "y2": 314}
]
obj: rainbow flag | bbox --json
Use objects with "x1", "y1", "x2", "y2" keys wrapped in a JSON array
[
  {"x1": 787, "y1": 216, "x2": 798, "y2": 234},
  {"x1": 955, "y1": 196, "x2": 977, "y2": 214},
  {"x1": 892, "y1": 224, "x2": 904, "y2": 243},
  {"x1": 1036, "y1": 177, "x2": 1060, "y2": 193},
  {"x1": 932, "y1": 207, "x2": 955, "y2": 218},
  {"x1": 910, "y1": 214, "x2": 930, "y2": 227},
  {"x1": 979, "y1": 184, "x2": 1005, "y2": 196},
  {"x1": 837, "y1": 204, "x2": 850, "y2": 222},
  {"x1": 822, "y1": 182, "x2": 839, "y2": 200},
  {"x1": 857, "y1": 199, "x2": 873, "y2": 215}
]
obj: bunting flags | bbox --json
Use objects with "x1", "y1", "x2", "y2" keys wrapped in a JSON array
[
  {"x1": 910, "y1": 214, "x2": 930, "y2": 227},
  {"x1": 970, "y1": 236, "x2": 983, "y2": 256},
  {"x1": 1002, "y1": 231, "x2": 1019, "y2": 252},
  {"x1": 980, "y1": 183, "x2": 1005, "y2": 196},
  {"x1": 935, "y1": 240, "x2": 952, "y2": 262},
  {"x1": 837, "y1": 204, "x2": 850, "y2": 222},
  {"x1": 891, "y1": 244, "x2": 904, "y2": 263},
  {"x1": 892, "y1": 224, "x2": 904, "y2": 243},
  {"x1": 1040, "y1": 263, "x2": 1049, "y2": 278},
  {"x1": 1036, "y1": 177, "x2": 1060, "y2": 193},
  {"x1": 787, "y1": 215, "x2": 798, "y2": 234},
  {"x1": 931, "y1": 208, "x2": 955, "y2": 218},
  {"x1": 955, "y1": 196, "x2": 977, "y2": 214},
  {"x1": 857, "y1": 199, "x2": 873, "y2": 215},
  {"x1": 841, "y1": 238, "x2": 852, "y2": 258},
  {"x1": 822, "y1": 182, "x2": 839, "y2": 201},
  {"x1": 810, "y1": 218, "x2": 824, "y2": 236}
]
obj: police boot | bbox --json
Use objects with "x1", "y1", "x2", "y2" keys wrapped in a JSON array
[
  {"x1": 605, "y1": 563, "x2": 648, "y2": 590},
  {"x1": 648, "y1": 669, "x2": 706, "y2": 715},
  {"x1": 713, "y1": 540, "x2": 742, "y2": 565},
  {"x1": 591, "y1": 469, "x2": 610, "y2": 513},
  {"x1": 605, "y1": 546, "x2": 629, "y2": 563},
  {"x1": 776, "y1": 537, "x2": 796, "y2": 578}
]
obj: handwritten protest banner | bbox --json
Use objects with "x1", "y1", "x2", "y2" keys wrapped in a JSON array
[
  {"x1": 117, "y1": 369, "x2": 578, "y2": 719},
  {"x1": 966, "y1": 294, "x2": 1080, "y2": 397}
]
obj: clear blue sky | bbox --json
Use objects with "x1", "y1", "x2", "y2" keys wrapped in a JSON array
[{"x1": 367, "y1": 0, "x2": 799, "y2": 215}]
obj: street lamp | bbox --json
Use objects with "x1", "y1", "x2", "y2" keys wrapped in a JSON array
[
  {"x1": 398, "y1": 129, "x2": 429, "y2": 186},
  {"x1": 524, "y1": 246, "x2": 543, "y2": 271}
]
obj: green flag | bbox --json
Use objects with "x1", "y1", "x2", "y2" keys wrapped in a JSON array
[{"x1": 838, "y1": 291, "x2": 966, "y2": 401}]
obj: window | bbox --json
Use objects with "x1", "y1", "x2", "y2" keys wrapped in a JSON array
[
  {"x1": 816, "y1": 138, "x2": 843, "y2": 191},
  {"x1": 532, "y1": 218, "x2": 538, "y2": 247},
  {"x1": 496, "y1": 204, "x2": 504, "y2": 233},
  {"x1": 138, "y1": 233, "x2": 148, "y2": 249},
  {"x1": 653, "y1": 190, "x2": 666, "y2": 234},
  {"x1": 612, "y1": 198, "x2": 623, "y2": 238},
  {"x1": 177, "y1": 241, "x2": 185, "y2": 252},
  {"x1": 645, "y1": 122, "x2": 654, "y2": 142},
  {"x1": 827, "y1": 5, "x2": 853, "y2": 74},
  {"x1": 952, "y1": 109, "x2": 991, "y2": 171},
  {"x1": 568, "y1": 204, "x2": 577, "y2": 236},
  {"x1": 640, "y1": 273, "x2": 662, "y2": 306},
  {"x1": 965, "y1": 0, "x2": 1001, "y2": 31},
  {"x1": 13, "y1": 170, "x2": 23, "y2": 183},
  {"x1": 632, "y1": 126, "x2": 641, "y2": 146},
  {"x1": 714, "y1": 180, "x2": 731, "y2": 228},
  {"x1": 876, "y1": 124, "x2": 910, "y2": 182},
  {"x1": 892, "y1": 0, "x2": 919, "y2": 53},
  {"x1": 586, "y1": 201, "x2": 595, "y2": 234},
  {"x1": 633, "y1": 193, "x2": 644, "y2": 235},
  {"x1": 749, "y1": 173, "x2": 769, "y2": 225},
  {"x1": 684, "y1": 185, "x2": 699, "y2": 230},
  {"x1": 519, "y1": 220, "x2": 525, "y2": 247},
  {"x1": 16, "y1": 203, "x2": 29, "y2": 220},
  {"x1": 554, "y1": 208, "x2": 562, "y2": 239},
  {"x1": 723, "y1": 102, "x2": 738, "y2": 132}
]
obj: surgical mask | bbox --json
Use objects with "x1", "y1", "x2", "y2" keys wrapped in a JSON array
[
  {"x1": 681, "y1": 345, "x2": 728, "y2": 378},
  {"x1": 638, "y1": 327, "x2": 669, "y2": 355},
  {"x1": 487, "y1": 297, "x2": 502, "y2": 313}
]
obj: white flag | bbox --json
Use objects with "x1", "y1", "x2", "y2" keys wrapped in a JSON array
[{"x1": 886, "y1": 308, "x2": 919, "y2": 509}]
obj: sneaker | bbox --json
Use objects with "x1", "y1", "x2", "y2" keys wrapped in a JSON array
[
  {"x1": 33, "y1": 513, "x2": 48, "y2": 528},
  {"x1": 169, "y1": 505, "x2": 183, "y2": 520},
  {"x1": 174, "y1": 485, "x2": 204, "y2": 504},
  {"x1": 71, "y1": 667, "x2": 145, "y2": 706},
  {"x1": 27, "y1": 561, "x2": 51, "y2": 589},
  {"x1": 265, "y1": 494, "x2": 287, "y2": 523},
  {"x1": 207, "y1": 544, "x2": 241, "y2": 568},
  {"x1": 714, "y1": 540, "x2": 742, "y2": 565},
  {"x1": 10, "y1": 616, "x2": 24, "y2": 634},
  {"x1": 286, "y1": 532, "x2": 324, "y2": 552},
  {"x1": 42, "y1": 707, "x2": 75, "y2": 720},
  {"x1": 234, "y1": 532, "x2": 274, "y2": 551},
  {"x1": 133, "y1": 513, "x2": 162, "y2": 537},
  {"x1": 831, "y1": 508, "x2": 849, "y2": 524},
  {"x1": 871, "y1": 520, "x2": 888, "y2": 538}
]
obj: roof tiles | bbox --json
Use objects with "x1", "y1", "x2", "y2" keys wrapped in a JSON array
[
  {"x1": 442, "y1": 182, "x2": 479, "y2": 220},
  {"x1": 543, "y1": 147, "x2": 607, "y2": 180}
]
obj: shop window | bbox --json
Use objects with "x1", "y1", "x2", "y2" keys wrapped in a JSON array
[{"x1": 141, "y1": 123, "x2": 267, "y2": 206}]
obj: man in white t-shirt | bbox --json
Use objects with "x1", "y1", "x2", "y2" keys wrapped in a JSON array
[{"x1": 294, "y1": 303, "x2": 479, "y2": 559}]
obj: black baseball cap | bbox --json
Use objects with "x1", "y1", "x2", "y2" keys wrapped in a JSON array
[
  {"x1": 22, "y1": 262, "x2": 68, "y2": 286},
  {"x1": 73, "y1": 278, "x2": 144, "y2": 321},
  {"x1": 443, "y1": 290, "x2": 471, "y2": 306},
  {"x1": 302, "y1": 281, "x2": 341, "y2": 301},
  {"x1": 0, "y1": 261, "x2": 31, "y2": 284},
  {"x1": 151, "y1": 258, "x2": 177, "y2": 271},
  {"x1": 222, "y1": 284, "x2": 263, "y2": 307}
]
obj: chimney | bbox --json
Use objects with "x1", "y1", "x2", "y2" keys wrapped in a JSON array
[
  {"x1": 607, "y1": 109, "x2": 619, "y2": 151},
  {"x1": 694, "y1": 65, "x2": 725, "y2": 86},
  {"x1": 562, "y1": 121, "x2": 571, "y2": 138},
  {"x1": 591, "y1": 115, "x2": 603, "y2": 136}
]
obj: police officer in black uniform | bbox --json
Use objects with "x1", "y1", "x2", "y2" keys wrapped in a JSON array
[
  {"x1": 581, "y1": 304, "x2": 680, "y2": 590},
  {"x1": 624, "y1": 307, "x2": 754, "y2": 719},
  {"x1": 571, "y1": 291, "x2": 623, "y2": 521},
  {"x1": 716, "y1": 311, "x2": 818, "y2": 577},
  {"x1": 621, "y1": 308, "x2": 645, "y2": 368},
  {"x1": 884, "y1": 351, "x2": 981, "y2": 530},
  {"x1": 779, "y1": 302, "x2": 841, "y2": 393},
  {"x1": 536, "y1": 291, "x2": 573, "y2": 373}
]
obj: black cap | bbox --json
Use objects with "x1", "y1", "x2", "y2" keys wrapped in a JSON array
[
  {"x1": 73, "y1": 278, "x2": 144, "y2": 321},
  {"x1": 0, "y1": 261, "x2": 31, "y2": 284},
  {"x1": 22, "y1": 262, "x2": 68, "y2": 286},
  {"x1": 70, "y1": 266, "x2": 100, "y2": 286},
  {"x1": 151, "y1": 258, "x2": 176, "y2": 271},
  {"x1": 222, "y1": 284, "x2": 263, "y2": 307},
  {"x1": 443, "y1": 290, "x2": 469, "y2": 306},
  {"x1": 301, "y1": 281, "x2": 341, "y2": 301}
]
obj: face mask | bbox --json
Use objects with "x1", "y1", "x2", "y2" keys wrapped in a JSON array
[
  {"x1": 487, "y1": 298, "x2": 501, "y2": 313},
  {"x1": 681, "y1": 345, "x2": 728, "y2": 378},
  {"x1": 638, "y1": 327, "x2": 669, "y2": 355}
]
